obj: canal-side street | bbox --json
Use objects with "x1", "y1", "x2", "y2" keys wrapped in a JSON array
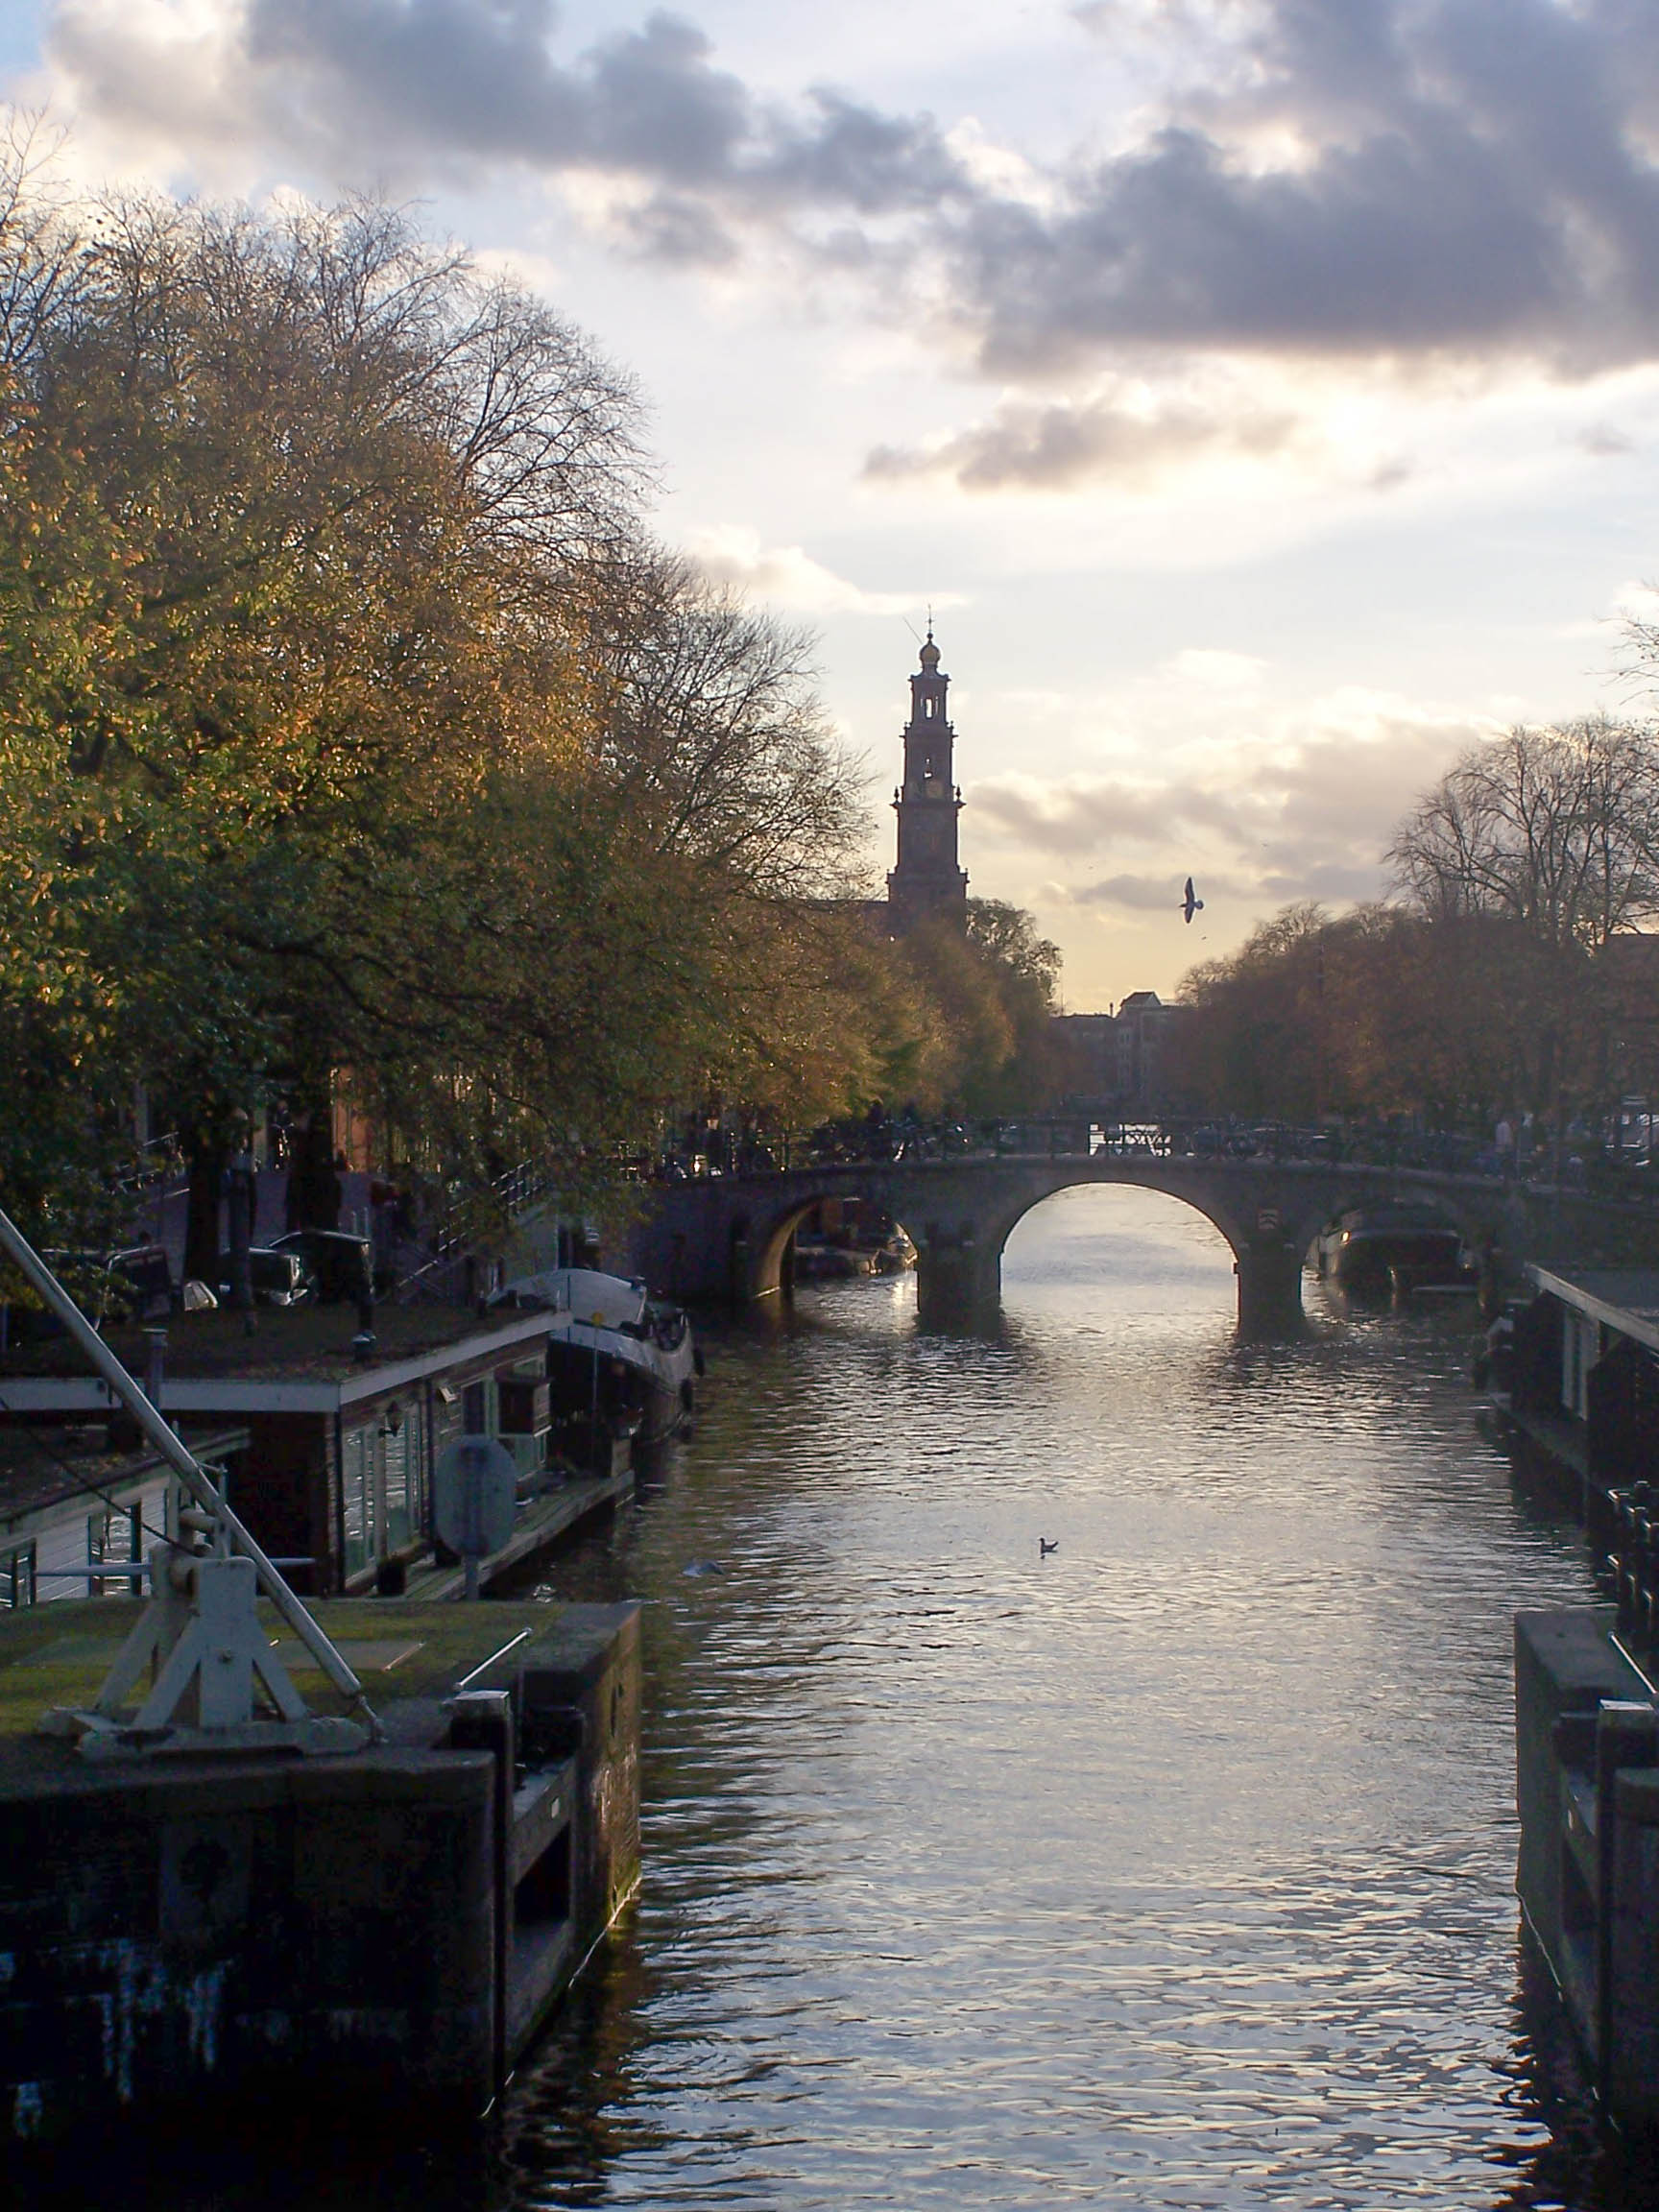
[{"x1": 14, "y1": 1184, "x2": 1646, "y2": 2211}]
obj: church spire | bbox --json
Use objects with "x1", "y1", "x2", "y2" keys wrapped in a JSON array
[{"x1": 886, "y1": 630, "x2": 969, "y2": 931}]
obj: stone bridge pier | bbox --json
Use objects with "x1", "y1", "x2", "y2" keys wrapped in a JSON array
[
  {"x1": 908, "y1": 1226, "x2": 1304, "y2": 1333},
  {"x1": 621, "y1": 1150, "x2": 1659, "y2": 1337},
  {"x1": 875, "y1": 1169, "x2": 1316, "y2": 1334}
]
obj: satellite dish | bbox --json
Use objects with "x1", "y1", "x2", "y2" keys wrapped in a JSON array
[{"x1": 433, "y1": 1436, "x2": 518, "y2": 1563}]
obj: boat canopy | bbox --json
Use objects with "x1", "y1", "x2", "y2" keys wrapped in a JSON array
[{"x1": 494, "y1": 1267, "x2": 648, "y2": 1331}]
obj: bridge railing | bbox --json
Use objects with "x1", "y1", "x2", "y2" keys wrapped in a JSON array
[
  {"x1": 687, "y1": 1117, "x2": 1449, "y2": 1172},
  {"x1": 649, "y1": 1116, "x2": 1659, "y2": 1207}
]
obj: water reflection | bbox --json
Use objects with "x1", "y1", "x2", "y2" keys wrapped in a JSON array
[{"x1": 492, "y1": 1185, "x2": 1630, "y2": 2208}]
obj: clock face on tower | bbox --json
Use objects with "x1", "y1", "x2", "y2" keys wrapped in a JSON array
[{"x1": 887, "y1": 631, "x2": 968, "y2": 931}]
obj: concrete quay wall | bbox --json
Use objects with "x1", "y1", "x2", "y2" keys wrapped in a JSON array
[
  {"x1": 0, "y1": 1600, "x2": 640, "y2": 2143},
  {"x1": 0, "y1": 1746, "x2": 499, "y2": 2136}
]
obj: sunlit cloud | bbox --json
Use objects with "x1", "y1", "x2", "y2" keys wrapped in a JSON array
[
  {"x1": 682, "y1": 523, "x2": 962, "y2": 617},
  {"x1": 864, "y1": 387, "x2": 1310, "y2": 493},
  {"x1": 972, "y1": 774, "x2": 1243, "y2": 854},
  {"x1": 965, "y1": 685, "x2": 1495, "y2": 953}
]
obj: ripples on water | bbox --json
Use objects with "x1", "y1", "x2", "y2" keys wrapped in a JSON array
[
  {"x1": 497, "y1": 1187, "x2": 1643, "y2": 2212},
  {"x1": 18, "y1": 1186, "x2": 1659, "y2": 2211}
]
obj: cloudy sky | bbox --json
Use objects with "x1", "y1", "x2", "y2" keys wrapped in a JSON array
[{"x1": 9, "y1": 0, "x2": 1659, "y2": 1007}]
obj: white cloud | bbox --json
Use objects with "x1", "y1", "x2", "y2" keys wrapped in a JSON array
[
  {"x1": 1608, "y1": 578, "x2": 1659, "y2": 622},
  {"x1": 681, "y1": 522, "x2": 962, "y2": 616},
  {"x1": 470, "y1": 242, "x2": 568, "y2": 296},
  {"x1": 1164, "y1": 647, "x2": 1268, "y2": 693}
]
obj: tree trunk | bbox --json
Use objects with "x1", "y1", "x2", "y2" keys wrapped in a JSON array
[
  {"x1": 183, "y1": 1138, "x2": 225, "y2": 1286},
  {"x1": 285, "y1": 1093, "x2": 342, "y2": 1232}
]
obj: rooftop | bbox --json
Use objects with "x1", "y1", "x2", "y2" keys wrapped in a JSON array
[
  {"x1": 0, "y1": 1424, "x2": 247, "y2": 1530},
  {"x1": 0, "y1": 1301, "x2": 544, "y2": 1386},
  {"x1": 1527, "y1": 1266, "x2": 1659, "y2": 1354}
]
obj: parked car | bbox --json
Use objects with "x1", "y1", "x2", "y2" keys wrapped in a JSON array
[
  {"x1": 26, "y1": 1245, "x2": 175, "y2": 1333},
  {"x1": 270, "y1": 1229, "x2": 373, "y2": 1304},
  {"x1": 214, "y1": 1248, "x2": 316, "y2": 1307},
  {"x1": 100, "y1": 1245, "x2": 174, "y2": 1322}
]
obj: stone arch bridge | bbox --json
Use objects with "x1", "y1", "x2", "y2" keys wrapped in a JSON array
[{"x1": 624, "y1": 1151, "x2": 1659, "y2": 1333}]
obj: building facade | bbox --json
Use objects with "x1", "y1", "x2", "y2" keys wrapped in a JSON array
[{"x1": 1052, "y1": 993, "x2": 1187, "y2": 1114}]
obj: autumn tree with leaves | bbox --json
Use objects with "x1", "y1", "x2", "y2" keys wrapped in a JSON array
[{"x1": 0, "y1": 141, "x2": 1052, "y2": 1253}]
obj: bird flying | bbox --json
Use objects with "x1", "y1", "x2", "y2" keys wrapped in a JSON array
[{"x1": 1181, "y1": 878, "x2": 1205, "y2": 925}]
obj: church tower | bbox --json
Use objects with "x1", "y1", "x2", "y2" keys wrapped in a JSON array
[{"x1": 886, "y1": 630, "x2": 969, "y2": 931}]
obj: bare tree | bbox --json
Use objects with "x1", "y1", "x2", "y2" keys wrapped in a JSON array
[
  {"x1": 589, "y1": 553, "x2": 869, "y2": 901},
  {"x1": 0, "y1": 113, "x2": 84, "y2": 379},
  {"x1": 1387, "y1": 717, "x2": 1659, "y2": 954},
  {"x1": 1387, "y1": 718, "x2": 1659, "y2": 1114}
]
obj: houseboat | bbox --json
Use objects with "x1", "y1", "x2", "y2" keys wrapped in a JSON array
[
  {"x1": 1481, "y1": 1264, "x2": 1659, "y2": 2128},
  {"x1": 1315, "y1": 1204, "x2": 1473, "y2": 1294},
  {"x1": 493, "y1": 1268, "x2": 698, "y2": 1446},
  {"x1": 0, "y1": 1421, "x2": 249, "y2": 1608},
  {"x1": 0, "y1": 1299, "x2": 629, "y2": 1599}
]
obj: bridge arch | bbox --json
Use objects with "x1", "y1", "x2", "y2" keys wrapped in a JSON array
[
  {"x1": 749, "y1": 1184, "x2": 924, "y2": 1304},
  {"x1": 981, "y1": 1173, "x2": 1247, "y2": 1282},
  {"x1": 626, "y1": 1150, "x2": 1527, "y2": 1334},
  {"x1": 935, "y1": 1163, "x2": 1300, "y2": 1334}
]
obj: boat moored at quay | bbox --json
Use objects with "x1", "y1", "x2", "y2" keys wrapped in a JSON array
[
  {"x1": 0, "y1": 1214, "x2": 642, "y2": 2145},
  {"x1": 492, "y1": 1267, "x2": 700, "y2": 1448},
  {"x1": 1314, "y1": 1203, "x2": 1475, "y2": 1295},
  {"x1": 1479, "y1": 1262, "x2": 1659, "y2": 2131}
]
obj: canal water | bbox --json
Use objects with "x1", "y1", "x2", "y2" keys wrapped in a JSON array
[
  {"x1": 21, "y1": 1185, "x2": 1650, "y2": 2211},
  {"x1": 490, "y1": 1184, "x2": 1626, "y2": 2212}
]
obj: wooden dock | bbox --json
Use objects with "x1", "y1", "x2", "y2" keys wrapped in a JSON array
[{"x1": 405, "y1": 1466, "x2": 636, "y2": 1602}]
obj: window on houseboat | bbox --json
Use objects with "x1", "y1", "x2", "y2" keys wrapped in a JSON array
[
  {"x1": 87, "y1": 1502, "x2": 142, "y2": 1594},
  {"x1": 1, "y1": 1541, "x2": 36, "y2": 1607},
  {"x1": 342, "y1": 1424, "x2": 375, "y2": 1581},
  {"x1": 383, "y1": 1400, "x2": 421, "y2": 1554}
]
